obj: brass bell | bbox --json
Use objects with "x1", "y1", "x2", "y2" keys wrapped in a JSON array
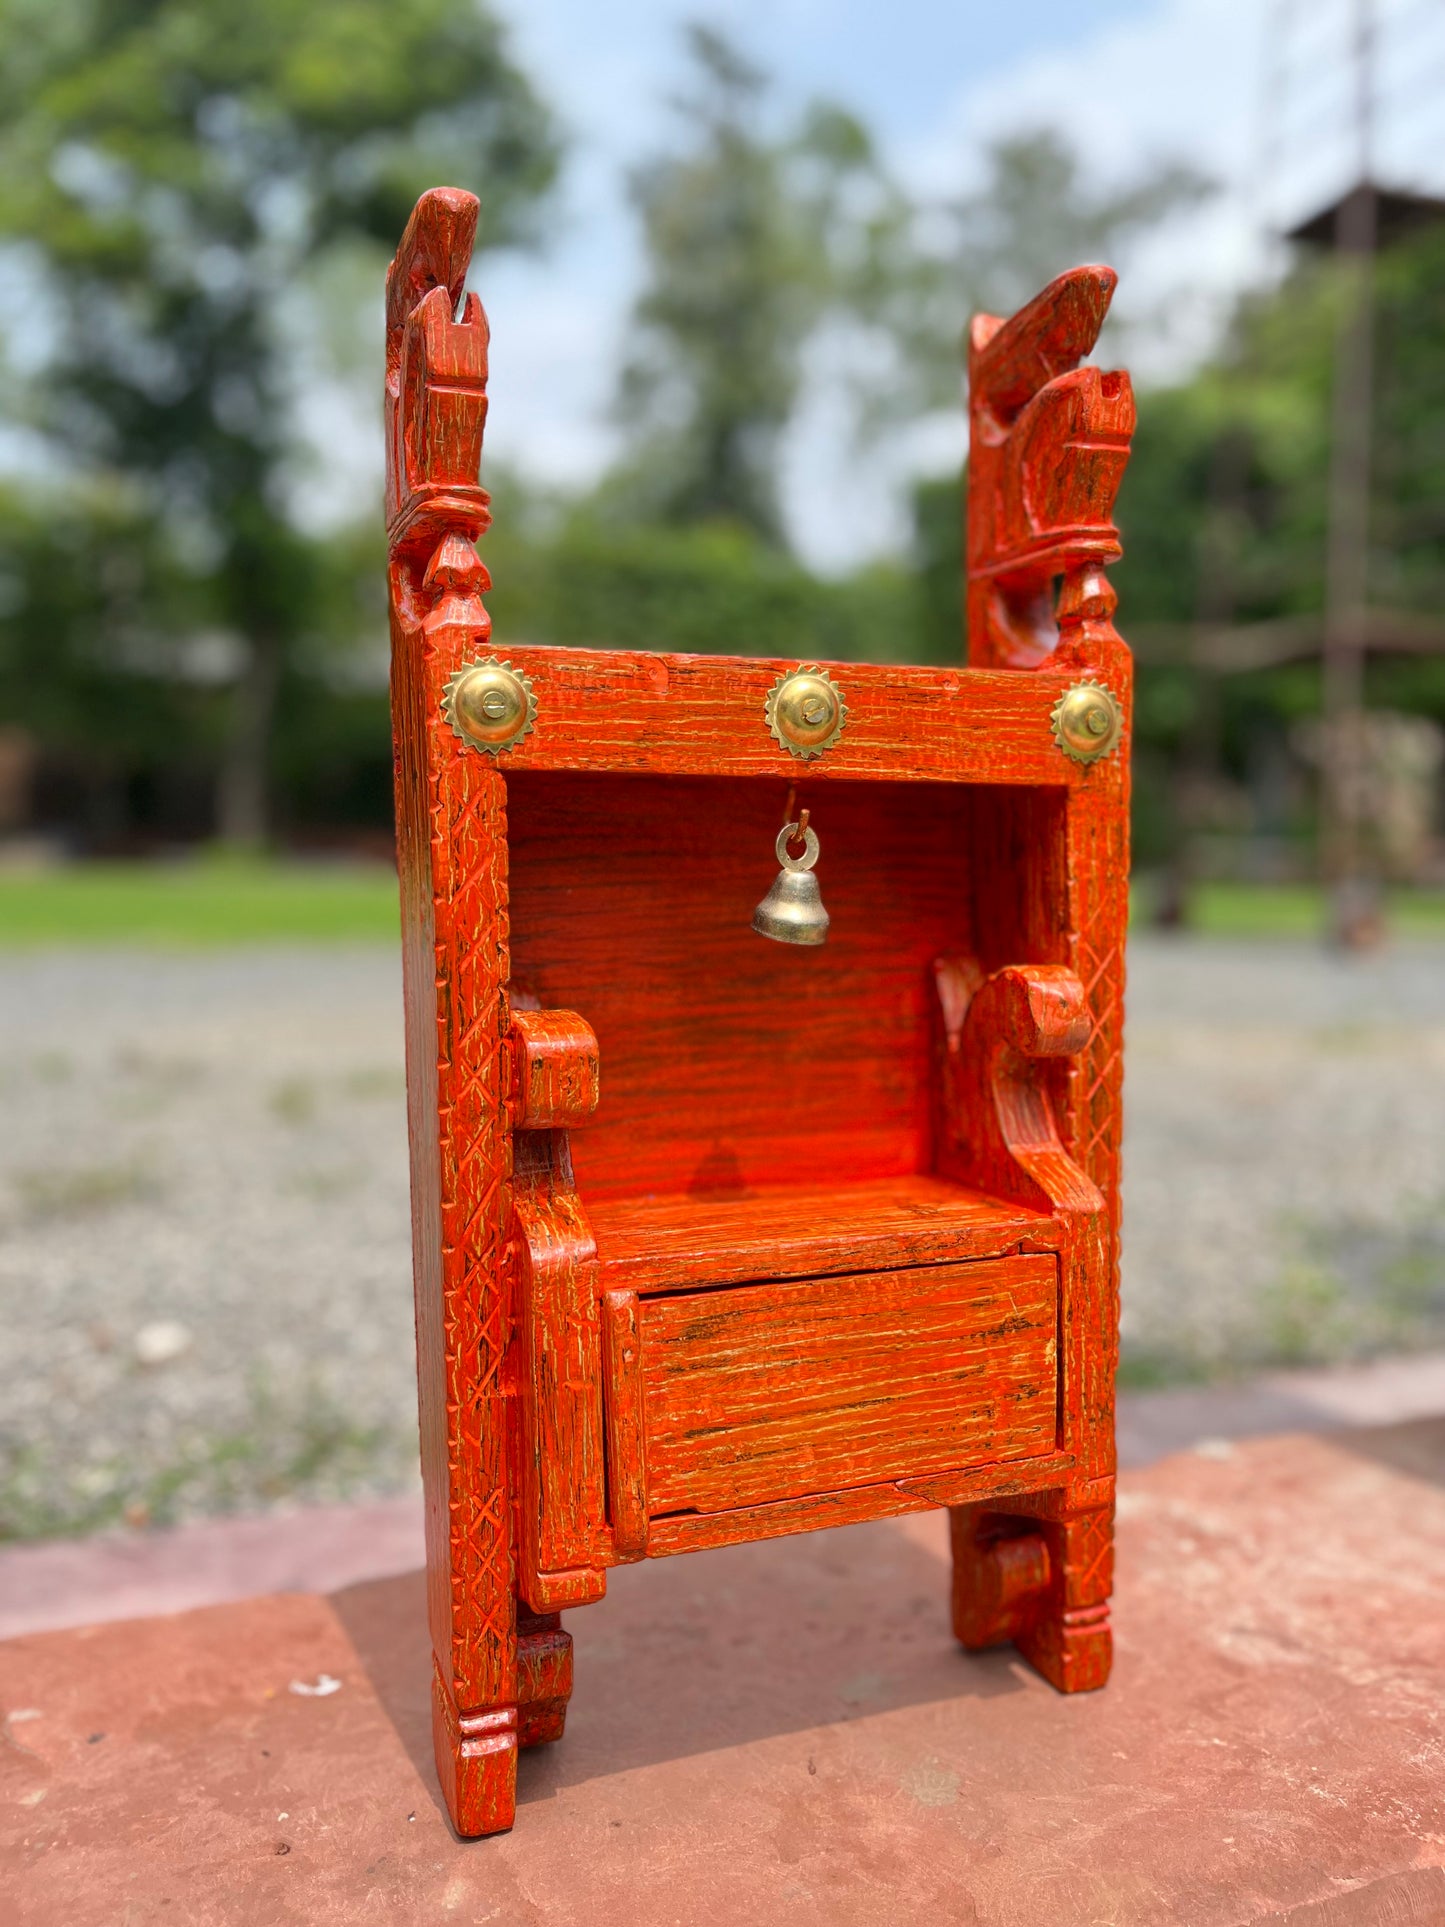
[{"x1": 752, "y1": 820, "x2": 829, "y2": 946}]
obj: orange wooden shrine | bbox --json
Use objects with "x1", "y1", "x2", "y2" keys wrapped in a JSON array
[{"x1": 385, "y1": 187, "x2": 1133, "y2": 1838}]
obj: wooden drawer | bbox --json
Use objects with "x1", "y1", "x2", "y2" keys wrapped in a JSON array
[{"x1": 636, "y1": 1254, "x2": 1058, "y2": 1516}]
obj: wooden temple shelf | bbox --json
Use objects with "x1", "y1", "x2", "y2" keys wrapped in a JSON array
[{"x1": 385, "y1": 186, "x2": 1132, "y2": 1837}]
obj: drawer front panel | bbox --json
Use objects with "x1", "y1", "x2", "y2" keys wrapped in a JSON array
[{"x1": 639, "y1": 1254, "x2": 1057, "y2": 1515}]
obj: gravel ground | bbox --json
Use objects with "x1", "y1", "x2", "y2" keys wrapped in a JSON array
[{"x1": 3, "y1": 937, "x2": 1443, "y2": 1539}]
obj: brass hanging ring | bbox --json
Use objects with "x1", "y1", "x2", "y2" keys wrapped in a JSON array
[{"x1": 775, "y1": 822, "x2": 820, "y2": 872}]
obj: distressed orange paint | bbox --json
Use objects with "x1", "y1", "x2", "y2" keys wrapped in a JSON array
[{"x1": 386, "y1": 188, "x2": 1132, "y2": 1837}]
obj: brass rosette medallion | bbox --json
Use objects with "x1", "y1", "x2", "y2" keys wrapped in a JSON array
[
  {"x1": 442, "y1": 657, "x2": 537, "y2": 755},
  {"x1": 1051, "y1": 677, "x2": 1123, "y2": 765},
  {"x1": 765, "y1": 665, "x2": 846, "y2": 762}
]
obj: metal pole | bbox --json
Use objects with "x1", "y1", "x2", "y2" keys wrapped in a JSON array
[{"x1": 1321, "y1": 0, "x2": 1379, "y2": 945}]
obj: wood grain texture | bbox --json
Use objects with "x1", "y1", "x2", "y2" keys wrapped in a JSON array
[
  {"x1": 645, "y1": 1447, "x2": 1077, "y2": 1559},
  {"x1": 465, "y1": 645, "x2": 1118, "y2": 787},
  {"x1": 516, "y1": 1611, "x2": 573, "y2": 1748},
  {"x1": 967, "y1": 266, "x2": 1135, "y2": 671},
  {"x1": 949, "y1": 1511, "x2": 1053, "y2": 1649},
  {"x1": 507, "y1": 774, "x2": 1073, "y2": 1205},
  {"x1": 601, "y1": 1289, "x2": 649, "y2": 1560},
  {"x1": 386, "y1": 187, "x2": 1133, "y2": 1833},
  {"x1": 639, "y1": 1255, "x2": 1058, "y2": 1515},
  {"x1": 512, "y1": 1128, "x2": 608, "y2": 1612},
  {"x1": 1014, "y1": 1498, "x2": 1114, "y2": 1692},
  {"x1": 387, "y1": 188, "x2": 523, "y2": 1838},
  {"x1": 952, "y1": 1491, "x2": 1115, "y2": 1692},
  {"x1": 589, "y1": 1176, "x2": 1055, "y2": 1295},
  {"x1": 949, "y1": 270, "x2": 1136, "y2": 1698},
  {"x1": 510, "y1": 1008, "x2": 599, "y2": 1130}
]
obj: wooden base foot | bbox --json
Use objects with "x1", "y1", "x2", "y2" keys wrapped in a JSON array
[
  {"x1": 517, "y1": 1608, "x2": 573, "y2": 1748},
  {"x1": 430, "y1": 1608, "x2": 574, "y2": 1836},
  {"x1": 1014, "y1": 1597, "x2": 1112, "y2": 1693},
  {"x1": 950, "y1": 1496, "x2": 1113, "y2": 1694},
  {"x1": 433, "y1": 1667, "x2": 518, "y2": 1838}
]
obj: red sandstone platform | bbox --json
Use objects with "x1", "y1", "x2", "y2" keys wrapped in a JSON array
[{"x1": 4, "y1": 1423, "x2": 1445, "y2": 1927}]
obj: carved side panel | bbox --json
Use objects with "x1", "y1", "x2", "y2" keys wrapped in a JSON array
[
  {"x1": 1055, "y1": 579, "x2": 1132, "y2": 1489},
  {"x1": 963, "y1": 264, "x2": 1135, "y2": 1540},
  {"x1": 386, "y1": 188, "x2": 523, "y2": 1836},
  {"x1": 431, "y1": 742, "x2": 514, "y2": 1706}
]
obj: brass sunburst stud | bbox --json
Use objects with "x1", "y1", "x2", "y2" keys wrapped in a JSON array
[
  {"x1": 442, "y1": 658, "x2": 537, "y2": 755},
  {"x1": 765, "y1": 665, "x2": 846, "y2": 761},
  {"x1": 1051, "y1": 677, "x2": 1123, "y2": 765}
]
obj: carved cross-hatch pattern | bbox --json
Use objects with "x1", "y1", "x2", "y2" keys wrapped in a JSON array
[
  {"x1": 1058, "y1": 1503, "x2": 1115, "y2": 1608},
  {"x1": 1058, "y1": 762, "x2": 1127, "y2": 1217},
  {"x1": 1072, "y1": 923, "x2": 1125, "y2": 1206},
  {"x1": 428, "y1": 675, "x2": 516, "y2": 1707},
  {"x1": 1060, "y1": 781, "x2": 1127, "y2": 1430}
]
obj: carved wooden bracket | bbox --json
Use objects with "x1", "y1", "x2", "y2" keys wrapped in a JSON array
[
  {"x1": 934, "y1": 960, "x2": 1105, "y2": 1217},
  {"x1": 509, "y1": 1009, "x2": 601, "y2": 1129},
  {"x1": 600, "y1": 1288, "x2": 649, "y2": 1562},
  {"x1": 949, "y1": 1509, "x2": 1052, "y2": 1648},
  {"x1": 510, "y1": 1011, "x2": 638, "y2": 1588},
  {"x1": 511, "y1": 1010, "x2": 609, "y2": 1614},
  {"x1": 966, "y1": 266, "x2": 1136, "y2": 670}
]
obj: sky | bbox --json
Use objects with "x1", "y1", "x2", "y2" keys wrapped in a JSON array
[{"x1": 332, "y1": 0, "x2": 1445, "y2": 569}]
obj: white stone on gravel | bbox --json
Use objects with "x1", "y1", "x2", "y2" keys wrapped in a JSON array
[{"x1": 133, "y1": 1321, "x2": 193, "y2": 1367}]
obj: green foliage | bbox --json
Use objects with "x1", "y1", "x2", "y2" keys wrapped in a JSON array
[
  {"x1": 856, "y1": 129, "x2": 1211, "y2": 429},
  {"x1": 4, "y1": 0, "x2": 1440, "y2": 882},
  {"x1": 1122, "y1": 232, "x2": 1445, "y2": 638},
  {"x1": 1116, "y1": 228, "x2": 1445, "y2": 874},
  {"x1": 943, "y1": 132, "x2": 1211, "y2": 323},
  {"x1": 0, "y1": 0, "x2": 558, "y2": 842},
  {"x1": 1131, "y1": 880, "x2": 1445, "y2": 939},
  {"x1": 908, "y1": 476, "x2": 965, "y2": 665},
  {"x1": 1372, "y1": 229, "x2": 1445, "y2": 607},
  {"x1": 0, "y1": 482, "x2": 202, "y2": 752},
  {"x1": 484, "y1": 490, "x2": 925, "y2": 664},
  {"x1": 0, "y1": 478, "x2": 392, "y2": 846},
  {"x1": 613, "y1": 24, "x2": 900, "y2": 541}
]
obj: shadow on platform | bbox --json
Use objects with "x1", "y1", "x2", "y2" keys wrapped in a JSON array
[{"x1": 328, "y1": 1508, "x2": 1025, "y2": 1812}]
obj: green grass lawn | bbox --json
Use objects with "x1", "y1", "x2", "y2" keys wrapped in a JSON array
[
  {"x1": 2, "y1": 859, "x2": 1444, "y2": 946},
  {"x1": 1154, "y1": 882, "x2": 1445, "y2": 941},
  {"x1": 0, "y1": 859, "x2": 401, "y2": 945}
]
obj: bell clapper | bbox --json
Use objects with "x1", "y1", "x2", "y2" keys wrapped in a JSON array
[{"x1": 752, "y1": 810, "x2": 830, "y2": 946}]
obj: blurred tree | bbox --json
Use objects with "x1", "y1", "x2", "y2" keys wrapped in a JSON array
[
  {"x1": 0, "y1": 0, "x2": 558, "y2": 845},
  {"x1": 612, "y1": 24, "x2": 903, "y2": 543},
  {"x1": 484, "y1": 479, "x2": 923, "y2": 665},
  {"x1": 860, "y1": 129, "x2": 1211, "y2": 428},
  {"x1": 0, "y1": 480, "x2": 211, "y2": 844},
  {"x1": 865, "y1": 130, "x2": 1213, "y2": 673},
  {"x1": 1116, "y1": 223, "x2": 1445, "y2": 884}
]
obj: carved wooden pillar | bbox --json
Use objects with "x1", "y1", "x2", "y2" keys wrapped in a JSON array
[
  {"x1": 385, "y1": 187, "x2": 566, "y2": 1837},
  {"x1": 951, "y1": 267, "x2": 1136, "y2": 1694}
]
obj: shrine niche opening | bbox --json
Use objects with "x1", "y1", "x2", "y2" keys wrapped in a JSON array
[{"x1": 506, "y1": 769, "x2": 1071, "y2": 1292}]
